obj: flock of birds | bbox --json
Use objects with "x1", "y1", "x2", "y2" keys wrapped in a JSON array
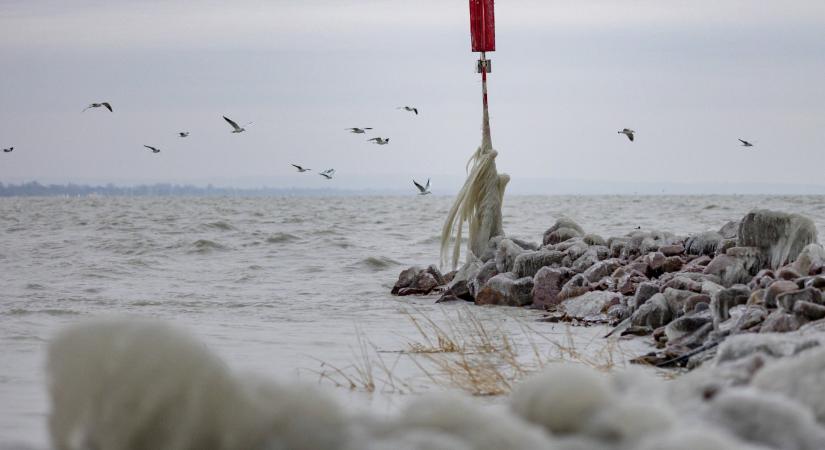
[
  {"x1": 617, "y1": 127, "x2": 755, "y2": 147},
  {"x1": 1, "y1": 102, "x2": 754, "y2": 196},
  {"x1": 1, "y1": 102, "x2": 432, "y2": 195}
]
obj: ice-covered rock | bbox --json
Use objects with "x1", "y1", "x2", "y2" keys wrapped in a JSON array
[
  {"x1": 542, "y1": 218, "x2": 584, "y2": 246},
  {"x1": 792, "y1": 243, "x2": 825, "y2": 276},
  {"x1": 512, "y1": 249, "x2": 565, "y2": 278},
  {"x1": 560, "y1": 291, "x2": 621, "y2": 320},
  {"x1": 737, "y1": 209, "x2": 818, "y2": 270},
  {"x1": 468, "y1": 260, "x2": 498, "y2": 298},
  {"x1": 531, "y1": 267, "x2": 574, "y2": 308},
  {"x1": 631, "y1": 293, "x2": 673, "y2": 328},
  {"x1": 495, "y1": 239, "x2": 526, "y2": 273},
  {"x1": 474, "y1": 273, "x2": 534, "y2": 307},
  {"x1": 685, "y1": 231, "x2": 724, "y2": 256}
]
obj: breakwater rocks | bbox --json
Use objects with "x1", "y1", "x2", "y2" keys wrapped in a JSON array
[{"x1": 393, "y1": 209, "x2": 824, "y2": 368}]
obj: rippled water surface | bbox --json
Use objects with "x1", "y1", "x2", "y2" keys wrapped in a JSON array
[{"x1": 2, "y1": 195, "x2": 825, "y2": 447}]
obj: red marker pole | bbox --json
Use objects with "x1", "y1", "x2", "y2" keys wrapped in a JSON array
[{"x1": 469, "y1": 0, "x2": 495, "y2": 146}]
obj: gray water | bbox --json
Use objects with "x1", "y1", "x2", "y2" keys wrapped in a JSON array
[{"x1": 2, "y1": 195, "x2": 825, "y2": 448}]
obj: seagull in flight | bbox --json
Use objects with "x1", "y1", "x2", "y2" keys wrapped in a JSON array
[
  {"x1": 738, "y1": 139, "x2": 754, "y2": 147},
  {"x1": 223, "y1": 116, "x2": 252, "y2": 133},
  {"x1": 291, "y1": 164, "x2": 311, "y2": 172},
  {"x1": 618, "y1": 128, "x2": 635, "y2": 142},
  {"x1": 319, "y1": 169, "x2": 335, "y2": 180},
  {"x1": 143, "y1": 145, "x2": 161, "y2": 154},
  {"x1": 346, "y1": 127, "x2": 372, "y2": 134},
  {"x1": 83, "y1": 102, "x2": 113, "y2": 113},
  {"x1": 368, "y1": 137, "x2": 390, "y2": 145},
  {"x1": 179, "y1": 132, "x2": 190, "y2": 138},
  {"x1": 398, "y1": 106, "x2": 418, "y2": 115},
  {"x1": 413, "y1": 178, "x2": 431, "y2": 195},
  {"x1": 2, "y1": 147, "x2": 13, "y2": 153}
]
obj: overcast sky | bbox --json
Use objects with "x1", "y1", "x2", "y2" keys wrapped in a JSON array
[{"x1": 1, "y1": 0, "x2": 824, "y2": 192}]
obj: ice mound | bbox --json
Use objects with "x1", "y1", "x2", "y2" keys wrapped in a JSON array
[
  {"x1": 47, "y1": 319, "x2": 348, "y2": 450},
  {"x1": 46, "y1": 319, "x2": 825, "y2": 450}
]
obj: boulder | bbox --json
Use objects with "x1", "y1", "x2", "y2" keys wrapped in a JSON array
[
  {"x1": 424, "y1": 264, "x2": 446, "y2": 286},
  {"x1": 759, "y1": 279, "x2": 797, "y2": 309},
  {"x1": 469, "y1": 260, "x2": 499, "y2": 298},
  {"x1": 438, "y1": 259, "x2": 481, "y2": 301},
  {"x1": 776, "y1": 287, "x2": 823, "y2": 312},
  {"x1": 663, "y1": 276, "x2": 702, "y2": 293},
  {"x1": 703, "y1": 249, "x2": 760, "y2": 287},
  {"x1": 558, "y1": 274, "x2": 593, "y2": 301},
  {"x1": 395, "y1": 270, "x2": 440, "y2": 296},
  {"x1": 545, "y1": 227, "x2": 583, "y2": 245},
  {"x1": 665, "y1": 309, "x2": 713, "y2": 341},
  {"x1": 614, "y1": 268, "x2": 649, "y2": 296},
  {"x1": 560, "y1": 291, "x2": 621, "y2": 320},
  {"x1": 571, "y1": 249, "x2": 602, "y2": 272},
  {"x1": 684, "y1": 294, "x2": 711, "y2": 314},
  {"x1": 512, "y1": 250, "x2": 565, "y2": 278},
  {"x1": 662, "y1": 256, "x2": 684, "y2": 273},
  {"x1": 542, "y1": 218, "x2": 584, "y2": 246},
  {"x1": 583, "y1": 259, "x2": 622, "y2": 283},
  {"x1": 760, "y1": 310, "x2": 803, "y2": 333},
  {"x1": 737, "y1": 209, "x2": 818, "y2": 269},
  {"x1": 630, "y1": 293, "x2": 673, "y2": 328},
  {"x1": 532, "y1": 267, "x2": 575, "y2": 308},
  {"x1": 793, "y1": 301, "x2": 825, "y2": 321},
  {"x1": 583, "y1": 233, "x2": 606, "y2": 246},
  {"x1": 495, "y1": 239, "x2": 526, "y2": 273},
  {"x1": 710, "y1": 284, "x2": 751, "y2": 328},
  {"x1": 662, "y1": 288, "x2": 696, "y2": 317},
  {"x1": 792, "y1": 243, "x2": 825, "y2": 275},
  {"x1": 391, "y1": 266, "x2": 421, "y2": 295},
  {"x1": 685, "y1": 231, "x2": 723, "y2": 256},
  {"x1": 631, "y1": 282, "x2": 660, "y2": 310},
  {"x1": 718, "y1": 220, "x2": 740, "y2": 239},
  {"x1": 475, "y1": 273, "x2": 534, "y2": 307},
  {"x1": 659, "y1": 244, "x2": 685, "y2": 257}
]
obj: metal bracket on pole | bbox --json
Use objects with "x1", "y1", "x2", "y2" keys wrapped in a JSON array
[{"x1": 476, "y1": 58, "x2": 492, "y2": 74}]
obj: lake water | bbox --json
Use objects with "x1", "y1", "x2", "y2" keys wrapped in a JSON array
[{"x1": 2, "y1": 194, "x2": 825, "y2": 448}]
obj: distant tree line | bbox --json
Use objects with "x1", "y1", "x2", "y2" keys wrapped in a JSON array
[{"x1": 0, "y1": 181, "x2": 363, "y2": 197}]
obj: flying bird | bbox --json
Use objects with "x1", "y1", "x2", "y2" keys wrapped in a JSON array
[
  {"x1": 143, "y1": 145, "x2": 161, "y2": 154},
  {"x1": 368, "y1": 137, "x2": 390, "y2": 145},
  {"x1": 398, "y1": 106, "x2": 418, "y2": 115},
  {"x1": 618, "y1": 128, "x2": 635, "y2": 142},
  {"x1": 346, "y1": 127, "x2": 373, "y2": 134},
  {"x1": 179, "y1": 132, "x2": 190, "y2": 138},
  {"x1": 223, "y1": 116, "x2": 252, "y2": 133},
  {"x1": 413, "y1": 178, "x2": 431, "y2": 195},
  {"x1": 291, "y1": 164, "x2": 311, "y2": 172},
  {"x1": 2, "y1": 147, "x2": 13, "y2": 153},
  {"x1": 83, "y1": 102, "x2": 113, "y2": 112},
  {"x1": 738, "y1": 139, "x2": 754, "y2": 147},
  {"x1": 319, "y1": 169, "x2": 335, "y2": 179}
]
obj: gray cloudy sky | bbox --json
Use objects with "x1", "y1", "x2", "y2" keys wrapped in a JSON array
[{"x1": 1, "y1": 0, "x2": 824, "y2": 192}]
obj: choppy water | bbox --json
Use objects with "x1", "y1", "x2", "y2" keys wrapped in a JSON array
[{"x1": 2, "y1": 195, "x2": 825, "y2": 448}]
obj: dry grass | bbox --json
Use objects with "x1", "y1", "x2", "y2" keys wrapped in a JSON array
[{"x1": 311, "y1": 307, "x2": 643, "y2": 396}]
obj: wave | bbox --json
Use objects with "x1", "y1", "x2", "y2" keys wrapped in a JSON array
[
  {"x1": 348, "y1": 256, "x2": 401, "y2": 271},
  {"x1": 189, "y1": 239, "x2": 228, "y2": 253},
  {"x1": 266, "y1": 233, "x2": 301, "y2": 243},
  {"x1": 204, "y1": 221, "x2": 234, "y2": 231}
]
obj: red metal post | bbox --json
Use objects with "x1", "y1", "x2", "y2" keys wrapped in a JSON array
[{"x1": 470, "y1": 0, "x2": 495, "y2": 146}]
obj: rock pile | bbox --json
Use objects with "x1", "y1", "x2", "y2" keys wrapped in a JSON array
[{"x1": 392, "y1": 209, "x2": 822, "y2": 367}]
